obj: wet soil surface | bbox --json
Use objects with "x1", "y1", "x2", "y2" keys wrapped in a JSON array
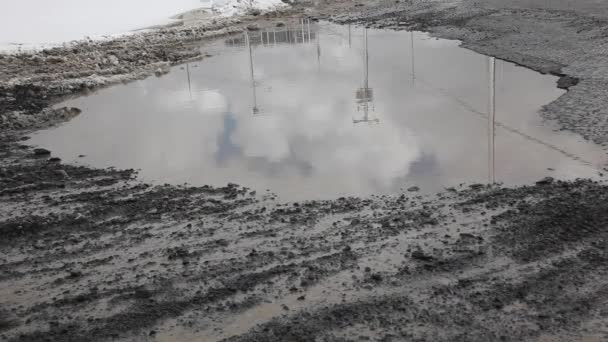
[{"x1": 2, "y1": 1, "x2": 608, "y2": 341}]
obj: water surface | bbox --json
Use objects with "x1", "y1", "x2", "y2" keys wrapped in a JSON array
[{"x1": 30, "y1": 22, "x2": 607, "y2": 200}]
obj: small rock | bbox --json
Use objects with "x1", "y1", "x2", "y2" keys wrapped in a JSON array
[
  {"x1": 370, "y1": 273, "x2": 382, "y2": 282},
  {"x1": 55, "y1": 170, "x2": 70, "y2": 179},
  {"x1": 536, "y1": 177, "x2": 554, "y2": 185},
  {"x1": 33, "y1": 148, "x2": 51, "y2": 156},
  {"x1": 47, "y1": 56, "x2": 67, "y2": 64},
  {"x1": 247, "y1": 24, "x2": 260, "y2": 31},
  {"x1": 557, "y1": 75, "x2": 579, "y2": 90},
  {"x1": 411, "y1": 250, "x2": 433, "y2": 261},
  {"x1": 107, "y1": 55, "x2": 119, "y2": 66},
  {"x1": 68, "y1": 271, "x2": 82, "y2": 278},
  {"x1": 154, "y1": 68, "x2": 169, "y2": 77},
  {"x1": 407, "y1": 186, "x2": 420, "y2": 192}
]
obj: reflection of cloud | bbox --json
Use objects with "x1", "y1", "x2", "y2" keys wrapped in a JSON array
[
  {"x1": 237, "y1": 116, "x2": 291, "y2": 162},
  {"x1": 229, "y1": 79, "x2": 421, "y2": 190},
  {"x1": 197, "y1": 90, "x2": 228, "y2": 112}
]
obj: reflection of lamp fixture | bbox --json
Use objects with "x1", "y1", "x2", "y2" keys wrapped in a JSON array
[
  {"x1": 488, "y1": 56, "x2": 496, "y2": 184},
  {"x1": 353, "y1": 29, "x2": 380, "y2": 125}
]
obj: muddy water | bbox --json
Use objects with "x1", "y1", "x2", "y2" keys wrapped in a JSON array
[{"x1": 30, "y1": 22, "x2": 607, "y2": 201}]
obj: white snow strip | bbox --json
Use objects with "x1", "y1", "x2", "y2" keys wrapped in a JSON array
[{"x1": 0, "y1": 0, "x2": 287, "y2": 52}]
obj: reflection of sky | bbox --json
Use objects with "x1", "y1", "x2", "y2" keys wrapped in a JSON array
[{"x1": 31, "y1": 24, "x2": 606, "y2": 200}]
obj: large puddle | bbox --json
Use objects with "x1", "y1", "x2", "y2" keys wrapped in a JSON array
[{"x1": 30, "y1": 22, "x2": 607, "y2": 200}]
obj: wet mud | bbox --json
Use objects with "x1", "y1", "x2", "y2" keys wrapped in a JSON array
[{"x1": 2, "y1": 0, "x2": 608, "y2": 341}]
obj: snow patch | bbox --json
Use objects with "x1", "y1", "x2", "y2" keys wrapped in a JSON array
[{"x1": 207, "y1": 0, "x2": 288, "y2": 17}]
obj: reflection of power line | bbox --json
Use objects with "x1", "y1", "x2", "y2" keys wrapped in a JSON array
[
  {"x1": 354, "y1": 29, "x2": 380, "y2": 125},
  {"x1": 325, "y1": 27, "x2": 593, "y2": 169},
  {"x1": 405, "y1": 61, "x2": 598, "y2": 170}
]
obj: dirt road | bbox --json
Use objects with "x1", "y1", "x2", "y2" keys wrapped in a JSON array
[{"x1": 2, "y1": 1, "x2": 608, "y2": 341}]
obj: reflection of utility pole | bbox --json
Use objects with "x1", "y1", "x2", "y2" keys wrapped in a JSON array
[
  {"x1": 348, "y1": 24, "x2": 352, "y2": 47},
  {"x1": 316, "y1": 30, "x2": 321, "y2": 71},
  {"x1": 488, "y1": 57, "x2": 496, "y2": 184},
  {"x1": 186, "y1": 63, "x2": 192, "y2": 100},
  {"x1": 354, "y1": 29, "x2": 379, "y2": 124},
  {"x1": 307, "y1": 19, "x2": 311, "y2": 42},
  {"x1": 245, "y1": 31, "x2": 259, "y2": 115},
  {"x1": 410, "y1": 31, "x2": 416, "y2": 86}
]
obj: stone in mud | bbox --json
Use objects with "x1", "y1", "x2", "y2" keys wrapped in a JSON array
[
  {"x1": 68, "y1": 270, "x2": 83, "y2": 278},
  {"x1": 411, "y1": 250, "x2": 433, "y2": 261},
  {"x1": 33, "y1": 148, "x2": 51, "y2": 156},
  {"x1": 370, "y1": 273, "x2": 382, "y2": 282},
  {"x1": 166, "y1": 247, "x2": 189, "y2": 259},
  {"x1": 46, "y1": 56, "x2": 67, "y2": 64},
  {"x1": 154, "y1": 68, "x2": 169, "y2": 77},
  {"x1": 108, "y1": 55, "x2": 120, "y2": 66},
  {"x1": 557, "y1": 75, "x2": 579, "y2": 90},
  {"x1": 248, "y1": 8, "x2": 261, "y2": 16},
  {"x1": 408, "y1": 186, "x2": 420, "y2": 192},
  {"x1": 55, "y1": 170, "x2": 70, "y2": 179},
  {"x1": 536, "y1": 177, "x2": 554, "y2": 185},
  {"x1": 247, "y1": 24, "x2": 260, "y2": 31}
]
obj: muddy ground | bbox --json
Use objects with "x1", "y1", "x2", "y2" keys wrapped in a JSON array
[{"x1": 2, "y1": 0, "x2": 608, "y2": 341}]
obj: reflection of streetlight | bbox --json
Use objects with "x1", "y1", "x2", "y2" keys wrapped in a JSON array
[
  {"x1": 354, "y1": 29, "x2": 379, "y2": 125},
  {"x1": 244, "y1": 31, "x2": 260, "y2": 115}
]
